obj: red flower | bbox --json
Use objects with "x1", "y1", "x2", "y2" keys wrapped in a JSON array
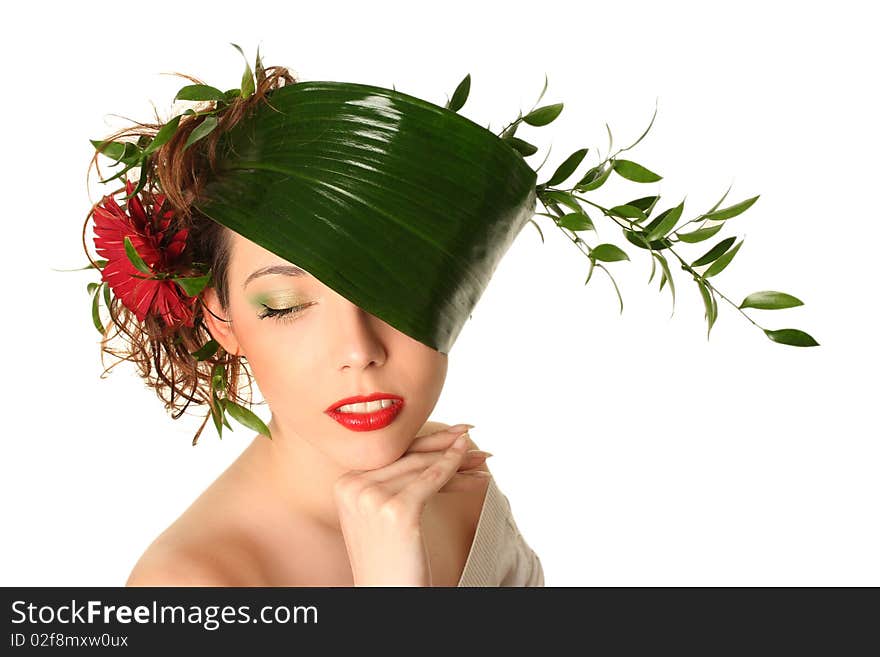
[{"x1": 93, "y1": 179, "x2": 196, "y2": 328}]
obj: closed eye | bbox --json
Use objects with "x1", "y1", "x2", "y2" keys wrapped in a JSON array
[{"x1": 257, "y1": 302, "x2": 313, "y2": 322}]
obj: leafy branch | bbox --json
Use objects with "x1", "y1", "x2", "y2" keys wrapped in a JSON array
[{"x1": 444, "y1": 73, "x2": 819, "y2": 348}]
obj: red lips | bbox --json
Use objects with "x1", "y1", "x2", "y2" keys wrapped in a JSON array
[
  {"x1": 324, "y1": 392, "x2": 404, "y2": 413},
  {"x1": 324, "y1": 393, "x2": 405, "y2": 432}
]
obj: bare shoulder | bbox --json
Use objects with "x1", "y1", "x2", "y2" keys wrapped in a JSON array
[
  {"x1": 125, "y1": 540, "x2": 235, "y2": 587},
  {"x1": 126, "y1": 457, "x2": 264, "y2": 587}
]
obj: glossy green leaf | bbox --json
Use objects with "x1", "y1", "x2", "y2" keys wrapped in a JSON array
[
  {"x1": 87, "y1": 282, "x2": 99, "y2": 295},
  {"x1": 123, "y1": 236, "x2": 152, "y2": 274},
  {"x1": 696, "y1": 278, "x2": 717, "y2": 338},
  {"x1": 175, "y1": 84, "x2": 227, "y2": 102},
  {"x1": 143, "y1": 115, "x2": 182, "y2": 156},
  {"x1": 676, "y1": 223, "x2": 724, "y2": 243},
  {"x1": 703, "y1": 195, "x2": 759, "y2": 221},
  {"x1": 103, "y1": 280, "x2": 112, "y2": 311},
  {"x1": 223, "y1": 399, "x2": 272, "y2": 438},
  {"x1": 230, "y1": 42, "x2": 255, "y2": 99},
  {"x1": 623, "y1": 230, "x2": 671, "y2": 251},
  {"x1": 558, "y1": 212, "x2": 594, "y2": 232},
  {"x1": 210, "y1": 392, "x2": 224, "y2": 439},
  {"x1": 590, "y1": 243, "x2": 630, "y2": 262},
  {"x1": 173, "y1": 272, "x2": 212, "y2": 296},
  {"x1": 543, "y1": 190, "x2": 582, "y2": 213},
  {"x1": 625, "y1": 195, "x2": 660, "y2": 217},
  {"x1": 526, "y1": 217, "x2": 545, "y2": 243},
  {"x1": 575, "y1": 161, "x2": 612, "y2": 192},
  {"x1": 505, "y1": 136, "x2": 538, "y2": 156},
  {"x1": 691, "y1": 236, "x2": 736, "y2": 267},
  {"x1": 523, "y1": 102, "x2": 563, "y2": 126},
  {"x1": 193, "y1": 81, "x2": 537, "y2": 354},
  {"x1": 91, "y1": 283, "x2": 104, "y2": 335},
  {"x1": 543, "y1": 148, "x2": 589, "y2": 187},
  {"x1": 447, "y1": 73, "x2": 470, "y2": 112},
  {"x1": 612, "y1": 159, "x2": 662, "y2": 183},
  {"x1": 763, "y1": 328, "x2": 819, "y2": 347},
  {"x1": 90, "y1": 139, "x2": 141, "y2": 166},
  {"x1": 645, "y1": 201, "x2": 684, "y2": 242},
  {"x1": 190, "y1": 339, "x2": 220, "y2": 361},
  {"x1": 218, "y1": 399, "x2": 233, "y2": 430},
  {"x1": 608, "y1": 204, "x2": 647, "y2": 222},
  {"x1": 652, "y1": 251, "x2": 676, "y2": 315},
  {"x1": 703, "y1": 238, "x2": 743, "y2": 278},
  {"x1": 183, "y1": 115, "x2": 219, "y2": 152},
  {"x1": 739, "y1": 290, "x2": 804, "y2": 310}
]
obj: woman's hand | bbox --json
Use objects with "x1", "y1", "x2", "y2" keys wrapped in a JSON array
[{"x1": 333, "y1": 424, "x2": 491, "y2": 586}]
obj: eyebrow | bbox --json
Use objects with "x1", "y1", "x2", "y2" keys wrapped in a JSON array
[{"x1": 243, "y1": 265, "x2": 308, "y2": 289}]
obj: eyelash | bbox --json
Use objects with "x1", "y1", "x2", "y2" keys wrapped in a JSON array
[{"x1": 257, "y1": 302, "x2": 313, "y2": 322}]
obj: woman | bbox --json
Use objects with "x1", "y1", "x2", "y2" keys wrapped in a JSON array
[
  {"x1": 124, "y1": 230, "x2": 544, "y2": 587},
  {"x1": 84, "y1": 50, "x2": 544, "y2": 586}
]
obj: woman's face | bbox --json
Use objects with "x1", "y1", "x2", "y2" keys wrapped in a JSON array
[{"x1": 203, "y1": 230, "x2": 448, "y2": 470}]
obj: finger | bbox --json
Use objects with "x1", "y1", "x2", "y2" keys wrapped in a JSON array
[
  {"x1": 364, "y1": 432, "x2": 482, "y2": 483},
  {"x1": 407, "y1": 425, "x2": 475, "y2": 453},
  {"x1": 367, "y1": 450, "x2": 491, "y2": 491},
  {"x1": 395, "y1": 433, "x2": 471, "y2": 507}
]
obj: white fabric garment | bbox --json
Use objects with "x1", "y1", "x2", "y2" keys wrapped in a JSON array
[{"x1": 456, "y1": 475, "x2": 544, "y2": 586}]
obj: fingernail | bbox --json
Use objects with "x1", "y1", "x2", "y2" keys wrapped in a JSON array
[
  {"x1": 466, "y1": 450, "x2": 493, "y2": 459},
  {"x1": 459, "y1": 470, "x2": 492, "y2": 477},
  {"x1": 453, "y1": 434, "x2": 468, "y2": 449},
  {"x1": 448, "y1": 423, "x2": 476, "y2": 433}
]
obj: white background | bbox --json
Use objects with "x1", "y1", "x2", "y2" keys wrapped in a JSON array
[{"x1": 1, "y1": 0, "x2": 876, "y2": 586}]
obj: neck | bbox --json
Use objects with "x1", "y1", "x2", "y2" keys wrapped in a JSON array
[{"x1": 253, "y1": 416, "x2": 350, "y2": 534}]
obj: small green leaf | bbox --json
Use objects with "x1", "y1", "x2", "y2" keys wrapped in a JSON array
[
  {"x1": 703, "y1": 238, "x2": 743, "y2": 278},
  {"x1": 211, "y1": 363, "x2": 225, "y2": 392},
  {"x1": 447, "y1": 73, "x2": 470, "y2": 112},
  {"x1": 676, "y1": 224, "x2": 724, "y2": 243},
  {"x1": 173, "y1": 272, "x2": 212, "y2": 296},
  {"x1": 623, "y1": 230, "x2": 671, "y2": 251},
  {"x1": 739, "y1": 291, "x2": 804, "y2": 310},
  {"x1": 703, "y1": 195, "x2": 760, "y2": 221},
  {"x1": 87, "y1": 282, "x2": 99, "y2": 295},
  {"x1": 218, "y1": 398, "x2": 233, "y2": 430},
  {"x1": 210, "y1": 392, "x2": 224, "y2": 439},
  {"x1": 543, "y1": 148, "x2": 589, "y2": 187},
  {"x1": 174, "y1": 84, "x2": 227, "y2": 102},
  {"x1": 143, "y1": 115, "x2": 182, "y2": 156},
  {"x1": 91, "y1": 283, "x2": 104, "y2": 335},
  {"x1": 645, "y1": 201, "x2": 684, "y2": 242},
  {"x1": 691, "y1": 236, "x2": 737, "y2": 267},
  {"x1": 526, "y1": 217, "x2": 545, "y2": 243},
  {"x1": 90, "y1": 139, "x2": 141, "y2": 165},
  {"x1": 590, "y1": 243, "x2": 630, "y2": 262},
  {"x1": 230, "y1": 42, "x2": 255, "y2": 99},
  {"x1": 123, "y1": 236, "x2": 152, "y2": 274},
  {"x1": 575, "y1": 161, "x2": 612, "y2": 192},
  {"x1": 190, "y1": 339, "x2": 220, "y2": 361},
  {"x1": 223, "y1": 88, "x2": 241, "y2": 102},
  {"x1": 542, "y1": 190, "x2": 582, "y2": 214},
  {"x1": 652, "y1": 251, "x2": 676, "y2": 315},
  {"x1": 224, "y1": 399, "x2": 272, "y2": 437},
  {"x1": 763, "y1": 328, "x2": 820, "y2": 347},
  {"x1": 625, "y1": 196, "x2": 660, "y2": 217},
  {"x1": 608, "y1": 204, "x2": 647, "y2": 222},
  {"x1": 612, "y1": 159, "x2": 662, "y2": 183},
  {"x1": 696, "y1": 278, "x2": 717, "y2": 339},
  {"x1": 183, "y1": 115, "x2": 219, "y2": 152},
  {"x1": 523, "y1": 102, "x2": 564, "y2": 126},
  {"x1": 103, "y1": 280, "x2": 112, "y2": 311},
  {"x1": 505, "y1": 136, "x2": 538, "y2": 156},
  {"x1": 558, "y1": 212, "x2": 594, "y2": 232}
]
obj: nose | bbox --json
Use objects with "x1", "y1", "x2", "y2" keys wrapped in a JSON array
[{"x1": 329, "y1": 295, "x2": 387, "y2": 371}]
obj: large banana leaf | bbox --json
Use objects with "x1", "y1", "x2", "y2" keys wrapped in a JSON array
[{"x1": 194, "y1": 81, "x2": 537, "y2": 353}]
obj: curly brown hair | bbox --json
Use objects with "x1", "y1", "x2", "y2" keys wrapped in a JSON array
[{"x1": 82, "y1": 60, "x2": 299, "y2": 446}]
